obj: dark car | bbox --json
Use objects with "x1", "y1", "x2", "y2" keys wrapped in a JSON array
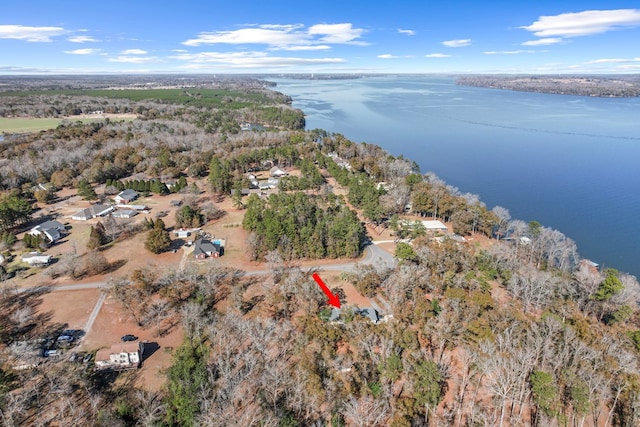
[{"x1": 121, "y1": 334, "x2": 138, "y2": 342}]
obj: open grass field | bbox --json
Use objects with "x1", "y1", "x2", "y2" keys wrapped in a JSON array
[
  {"x1": 0, "y1": 116, "x2": 135, "y2": 133},
  {"x1": 0, "y1": 117, "x2": 64, "y2": 133}
]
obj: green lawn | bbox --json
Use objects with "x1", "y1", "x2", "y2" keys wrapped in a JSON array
[{"x1": 0, "y1": 117, "x2": 133, "y2": 134}]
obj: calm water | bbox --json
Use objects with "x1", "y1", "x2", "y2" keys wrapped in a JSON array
[{"x1": 270, "y1": 76, "x2": 640, "y2": 278}]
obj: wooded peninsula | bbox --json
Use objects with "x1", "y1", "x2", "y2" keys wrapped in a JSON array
[
  {"x1": 1, "y1": 74, "x2": 639, "y2": 427},
  {"x1": 456, "y1": 74, "x2": 640, "y2": 97}
]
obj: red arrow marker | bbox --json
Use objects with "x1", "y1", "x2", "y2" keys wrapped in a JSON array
[{"x1": 312, "y1": 273, "x2": 341, "y2": 308}]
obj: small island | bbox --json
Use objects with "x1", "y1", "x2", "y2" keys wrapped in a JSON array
[{"x1": 456, "y1": 74, "x2": 640, "y2": 97}]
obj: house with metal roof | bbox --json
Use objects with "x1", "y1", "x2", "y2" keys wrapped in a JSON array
[
  {"x1": 28, "y1": 220, "x2": 65, "y2": 243},
  {"x1": 114, "y1": 189, "x2": 139, "y2": 204},
  {"x1": 71, "y1": 204, "x2": 115, "y2": 221},
  {"x1": 21, "y1": 252, "x2": 52, "y2": 266}
]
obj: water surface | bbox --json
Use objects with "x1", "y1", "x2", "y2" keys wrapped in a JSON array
[{"x1": 271, "y1": 76, "x2": 640, "y2": 278}]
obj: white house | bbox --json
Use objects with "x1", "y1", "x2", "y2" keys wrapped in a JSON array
[
  {"x1": 421, "y1": 220, "x2": 448, "y2": 231},
  {"x1": 111, "y1": 209, "x2": 138, "y2": 219},
  {"x1": 22, "y1": 252, "x2": 52, "y2": 266},
  {"x1": 29, "y1": 220, "x2": 65, "y2": 243},
  {"x1": 269, "y1": 166, "x2": 287, "y2": 178}
]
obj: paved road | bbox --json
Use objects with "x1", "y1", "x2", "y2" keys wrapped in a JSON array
[{"x1": 82, "y1": 291, "x2": 107, "y2": 337}]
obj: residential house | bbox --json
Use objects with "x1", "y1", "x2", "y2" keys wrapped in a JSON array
[
  {"x1": 328, "y1": 306, "x2": 381, "y2": 324},
  {"x1": 580, "y1": 259, "x2": 600, "y2": 274},
  {"x1": 71, "y1": 204, "x2": 115, "y2": 221},
  {"x1": 269, "y1": 166, "x2": 287, "y2": 178},
  {"x1": 94, "y1": 342, "x2": 141, "y2": 371},
  {"x1": 22, "y1": 252, "x2": 52, "y2": 266},
  {"x1": 267, "y1": 177, "x2": 280, "y2": 188},
  {"x1": 355, "y1": 307, "x2": 380, "y2": 324},
  {"x1": 114, "y1": 189, "x2": 139, "y2": 204},
  {"x1": 421, "y1": 220, "x2": 448, "y2": 231},
  {"x1": 111, "y1": 209, "x2": 138, "y2": 219},
  {"x1": 193, "y1": 238, "x2": 223, "y2": 259},
  {"x1": 29, "y1": 220, "x2": 65, "y2": 243}
]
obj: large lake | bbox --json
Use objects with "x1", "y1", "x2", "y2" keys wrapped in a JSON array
[{"x1": 269, "y1": 76, "x2": 640, "y2": 278}]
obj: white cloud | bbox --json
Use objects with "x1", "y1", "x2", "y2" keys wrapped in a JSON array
[
  {"x1": 170, "y1": 50, "x2": 345, "y2": 68},
  {"x1": 442, "y1": 38, "x2": 472, "y2": 47},
  {"x1": 183, "y1": 25, "x2": 307, "y2": 47},
  {"x1": 424, "y1": 53, "x2": 451, "y2": 58},
  {"x1": 586, "y1": 57, "x2": 640, "y2": 64},
  {"x1": 377, "y1": 54, "x2": 414, "y2": 59},
  {"x1": 308, "y1": 23, "x2": 367, "y2": 44},
  {"x1": 68, "y1": 35, "x2": 99, "y2": 43},
  {"x1": 0, "y1": 25, "x2": 66, "y2": 42},
  {"x1": 108, "y1": 56, "x2": 162, "y2": 64},
  {"x1": 521, "y1": 9, "x2": 640, "y2": 38},
  {"x1": 484, "y1": 50, "x2": 545, "y2": 55},
  {"x1": 281, "y1": 45, "x2": 331, "y2": 51},
  {"x1": 64, "y1": 48, "x2": 102, "y2": 55},
  {"x1": 120, "y1": 49, "x2": 148, "y2": 55},
  {"x1": 182, "y1": 23, "x2": 366, "y2": 49},
  {"x1": 521, "y1": 38, "x2": 563, "y2": 46},
  {"x1": 398, "y1": 28, "x2": 415, "y2": 36}
]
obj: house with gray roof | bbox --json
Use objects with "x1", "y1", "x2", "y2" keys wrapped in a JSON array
[
  {"x1": 328, "y1": 306, "x2": 381, "y2": 324},
  {"x1": 111, "y1": 209, "x2": 138, "y2": 219},
  {"x1": 193, "y1": 238, "x2": 222, "y2": 259},
  {"x1": 114, "y1": 189, "x2": 139, "y2": 204},
  {"x1": 29, "y1": 220, "x2": 65, "y2": 243},
  {"x1": 71, "y1": 204, "x2": 115, "y2": 221}
]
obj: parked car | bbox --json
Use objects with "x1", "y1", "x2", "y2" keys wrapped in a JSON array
[
  {"x1": 121, "y1": 334, "x2": 138, "y2": 342},
  {"x1": 56, "y1": 335, "x2": 74, "y2": 345},
  {"x1": 83, "y1": 353, "x2": 92, "y2": 363}
]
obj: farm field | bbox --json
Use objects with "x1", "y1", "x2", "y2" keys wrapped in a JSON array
[{"x1": 0, "y1": 115, "x2": 136, "y2": 133}]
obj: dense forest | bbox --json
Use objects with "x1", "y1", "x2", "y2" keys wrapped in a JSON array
[{"x1": 1, "y1": 75, "x2": 640, "y2": 426}]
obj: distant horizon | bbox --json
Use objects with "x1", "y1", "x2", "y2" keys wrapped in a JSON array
[
  {"x1": 1, "y1": 72, "x2": 639, "y2": 78},
  {"x1": 3, "y1": 1, "x2": 640, "y2": 75}
]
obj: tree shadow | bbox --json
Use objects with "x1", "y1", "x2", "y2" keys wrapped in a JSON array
[
  {"x1": 105, "y1": 259, "x2": 127, "y2": 274},
  {"x1": 241, "y1": 295, "x2": 265, "y2": 314}
]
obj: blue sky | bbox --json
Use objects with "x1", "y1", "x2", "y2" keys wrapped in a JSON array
[{"x1": 2, "y1": 1, "x2": 640, "y2": 74}]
